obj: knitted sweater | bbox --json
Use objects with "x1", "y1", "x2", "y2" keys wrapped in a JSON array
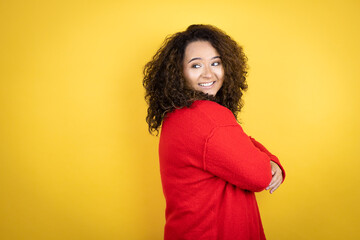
[{"x1": 159, "y1": 100, "x2": 286, "y2": 240}]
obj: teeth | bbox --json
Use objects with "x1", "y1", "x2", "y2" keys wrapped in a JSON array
[{"x1": 199, "y1": 81, "x2": 215, "y2": 87}]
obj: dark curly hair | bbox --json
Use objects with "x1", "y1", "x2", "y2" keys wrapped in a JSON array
[{"x1": 143, "y1": 24, "x2": 249, "y2": 135}]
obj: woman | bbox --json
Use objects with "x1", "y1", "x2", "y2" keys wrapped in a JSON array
[{"x1": 143, "y1": 24, "x2": 286, "y2": 240}]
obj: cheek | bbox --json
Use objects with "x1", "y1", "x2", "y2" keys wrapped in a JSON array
[
  {"x1": 215, "y1": 67, "x2": 224, "y2": 80},
  {"x1": 184, "y1": 69, "x2": 199, "y2": 84}
]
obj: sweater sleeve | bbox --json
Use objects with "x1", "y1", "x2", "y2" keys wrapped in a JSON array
[
  {"x1": 203, "y1": 124, "x2": 273, "y2": 192},
  {"x1": 249, "y1": 136, "x2": 286, "y2": 183}
]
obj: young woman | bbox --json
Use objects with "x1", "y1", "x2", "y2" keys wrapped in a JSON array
[{"x1": 143, "y1": 24, "x2": 286, "y2": 240}]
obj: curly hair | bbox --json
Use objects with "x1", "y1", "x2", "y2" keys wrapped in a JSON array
[{"x1": 143, "y1": 24, "x2": 249, "y2": 135}]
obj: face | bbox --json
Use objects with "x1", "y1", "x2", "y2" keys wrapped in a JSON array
[{"x1": 182, "y1": 41, "x2": 224, "y2": 96}]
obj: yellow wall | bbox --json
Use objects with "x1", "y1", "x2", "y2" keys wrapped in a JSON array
[{"x1": 1, "y1": 0, "x2": 359, "y2": 239}]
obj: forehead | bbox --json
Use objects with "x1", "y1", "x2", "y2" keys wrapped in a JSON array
[{"x1": 183, "y1": 41, "x2": 220, "y2": 59}]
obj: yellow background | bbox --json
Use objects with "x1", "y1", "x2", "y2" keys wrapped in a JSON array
[{"x1": 1, "y1": 0, "x2": 359, "y2": 239}]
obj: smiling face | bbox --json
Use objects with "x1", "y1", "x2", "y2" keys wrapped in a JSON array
[{"x1": 182, "y1": 41, "x2": 224, "y2": 96}]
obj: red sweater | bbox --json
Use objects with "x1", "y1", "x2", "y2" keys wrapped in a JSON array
[{"x1": 159, "y1": 100, "x2": 286, "y2": 240}]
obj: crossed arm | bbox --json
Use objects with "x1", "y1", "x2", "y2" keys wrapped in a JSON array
[
  {"x1": 249, "y1": 136, "x2": 285, "y2": 194},
  {"x1": 203, "y1": 125, "x2": 285, "y2": 193}
]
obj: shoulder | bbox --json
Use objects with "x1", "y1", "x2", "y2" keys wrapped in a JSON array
[
  {"x1": 164, "y1": 100, "x2": 238, "y2": 127},
  {"x1": 191, "y1": 100, "x2": 238, "y2": 126}
]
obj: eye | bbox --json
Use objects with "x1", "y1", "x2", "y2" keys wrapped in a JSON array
[
  {"x1": 191, "y1": 64, "x2": 201, "y2": 68},
  {"x1": 212, "y1": 61, "x2": 221, "y2": 66}
]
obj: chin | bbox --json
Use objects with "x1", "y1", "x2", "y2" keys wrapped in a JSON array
[
  {"x1": 194, "y1": 86, "x2": 219, "y2": 96},
  {"x1": 203, "y1": 90, "x2": 218, "y2": 96}
]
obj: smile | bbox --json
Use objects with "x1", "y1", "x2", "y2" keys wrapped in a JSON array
[{"x1": 198, "y1": 81, "x2": 215, "y2": 87}]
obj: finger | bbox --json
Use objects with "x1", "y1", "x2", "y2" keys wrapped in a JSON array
[
  {"x1": 266, "y1": 166, "x2": 283, "y2": 190},
  {"x1": 271, "y1": 164, "x2": 281, "y2": 174},
  {"x1": 270, "y1": 179, "x2": 283, "y2": 194},
  {"x1": 267, "y1": 168, "x2": 279, "y2": 189},
  {"x1": 268, "y1": 181, "x2": 278, "y2": 191},
  {"x1": 271, "y1": 164, "x2": 276, "y2": 174},
  {"x1": 269, "y1": 183, "x2": 279, "y2": 194},
  {"x1": 270, "y1": 182, "x2": 281, "y2": 194},
  {"x1": 267, "y1": 175, "x2": 281, "y2": 190},
  {"x1": 266, "y1": 175, "x2": 277, "y2": 190}
]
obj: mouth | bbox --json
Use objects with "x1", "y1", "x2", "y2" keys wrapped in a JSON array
[{"x1": 198, "y1": 81, "x2": 216, "y2": 87}]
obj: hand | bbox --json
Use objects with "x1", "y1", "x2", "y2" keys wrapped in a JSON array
[{"x1": 266, "y1": 161, "x2": 283, "y2": 194}]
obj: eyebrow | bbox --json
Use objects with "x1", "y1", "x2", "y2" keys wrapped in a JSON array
[{"x1": 187, "y1": 56, "x2": 221, "y2": 64}]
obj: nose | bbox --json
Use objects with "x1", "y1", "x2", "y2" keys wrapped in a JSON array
[{"x1": 202, "y1": 65, "x2": 213, "y2": 78}]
